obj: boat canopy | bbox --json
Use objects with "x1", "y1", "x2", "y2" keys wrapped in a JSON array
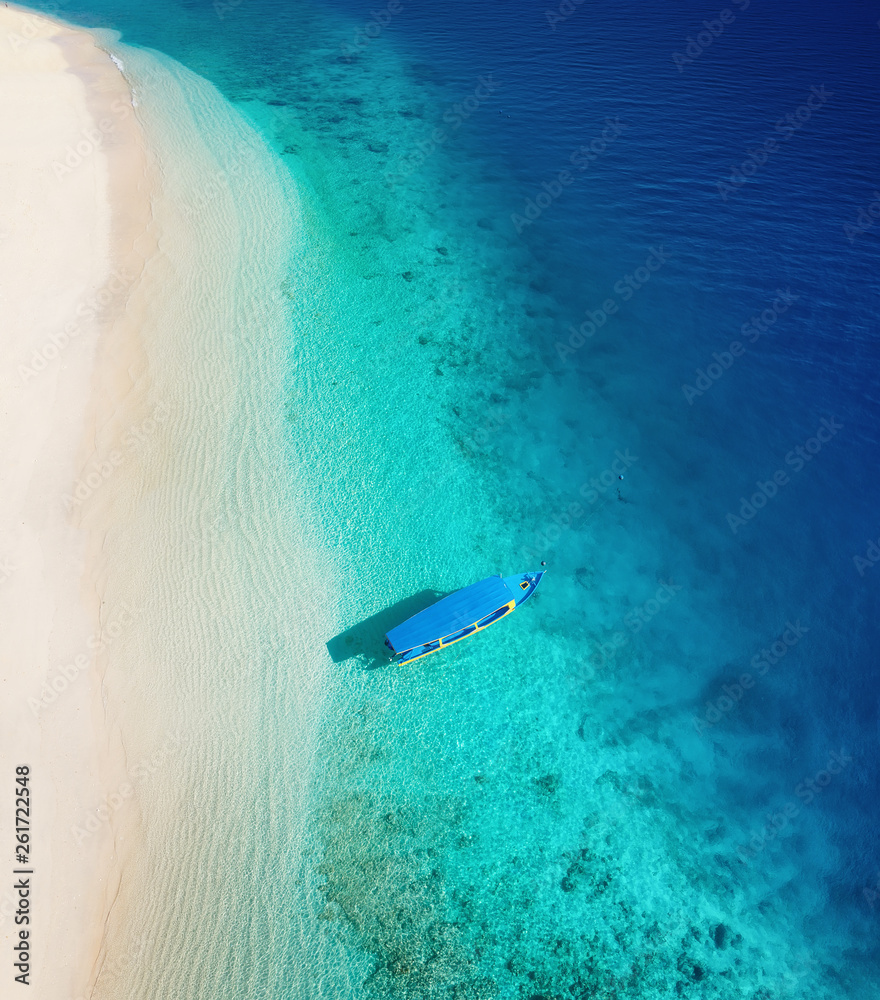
[{"x1": 385, "y1": 575, "x2": 514, "y2": 653}]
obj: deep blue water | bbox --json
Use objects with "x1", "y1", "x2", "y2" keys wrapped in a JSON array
[{"x1": 35, "y1": 0, "x2": 880, "y2": 994}]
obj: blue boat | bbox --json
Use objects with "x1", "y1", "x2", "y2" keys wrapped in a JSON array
[{"x1": 384, "y1": 571, "x2": 545, "y2": 665}]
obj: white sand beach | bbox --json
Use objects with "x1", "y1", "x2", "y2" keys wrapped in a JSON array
[
  {"x1": 1, "y1": 4, "x2": 332, "y2": 996},
  {"x1": 0, "y1": 4, "x2": 152, "y2": 996}
]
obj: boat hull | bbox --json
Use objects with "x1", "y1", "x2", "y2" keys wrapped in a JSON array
[{"x1": 385, "y1": 571, "x2": 545, "y2": 665}]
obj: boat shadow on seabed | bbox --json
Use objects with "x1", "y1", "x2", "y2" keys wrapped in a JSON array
[{"x1": 326, "y1": 589, "x2": 448, "y2": 670}]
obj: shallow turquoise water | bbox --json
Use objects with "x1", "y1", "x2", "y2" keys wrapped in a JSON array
[{"x1": 32, "y1": 0, "x2": 880, "y2": 996}]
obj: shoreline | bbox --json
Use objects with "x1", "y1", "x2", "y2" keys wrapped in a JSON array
[
  {"x1": 0, "y1": 5, "x2": 153, "y2": 996},
  {"x1": 6, "y1": 4, "x2": 333, "y2": 996}
]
